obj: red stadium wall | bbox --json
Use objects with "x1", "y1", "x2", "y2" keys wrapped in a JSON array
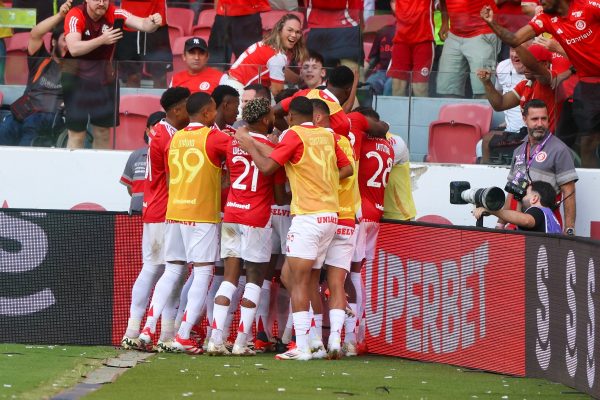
[{"x1": 366, "y1": 223, "x2": 526, "y2": 375}]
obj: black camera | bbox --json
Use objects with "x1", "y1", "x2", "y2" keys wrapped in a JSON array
[
  {"x1": 450, "y1": 181, "x2": 506, "y2": 211},
  {"x1": 504, "y1": 170, "x2": 529, "y2": 201}
]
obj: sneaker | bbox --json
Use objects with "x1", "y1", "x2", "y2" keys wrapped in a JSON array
[
  {"x1": 121, "y1": 335, "x2": 142, "y2": 351},
  {"x1": 156, "y1": 339, "x2": 177, "y2": 353},
  {"x1": 206, "y1": 339, "x2": 231, "y2": 356},
  {"x1": 310, "y1": 341, "x2": 327, "y2": 359},
  {"x1": 342, "y1": 341, "x2": 358, "y2": 357},
  {"x1": 138, "y1": 327, "x2": 155, "y2": 352},
  {"x1": 231, "y1": 344, "x2": 256, "y2": 356},
  {"x1": 275, "y1": 347, "x2": 312, "y2": 361},
  {"x1": 224, "y1": 341, "x2": 234, "y2": 352},
  {"x1": 172, "y1": 335, "x2": 203, "y2": 354},
  {"x1": 255, "y1": 332, "x2": 275, "y2": 353},
  {"x1": 327, "y1": 336, "x2": 342, "y2": 360},
  {"x1": 274, "y1": 338, "x2": 288, "y2": 354}
]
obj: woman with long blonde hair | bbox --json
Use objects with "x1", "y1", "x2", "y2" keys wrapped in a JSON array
[{"x1": 220, "y1": 13, "x2": 307, "y2": 96}]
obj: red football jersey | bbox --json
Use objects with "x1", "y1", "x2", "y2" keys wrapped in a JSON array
[
  {"x1": 228, "y1": 42, "x2": 288, "y2": 88},
  {"x1": 120, "y1": 0, "x2": 166, "y2": 29},
  {"x1": 223, "y1": 132, "x2": 285, "y2": 227},
  {"x1": 143, "y1": 120, "x2": 176, "y2": 223},
  {"x1": 393, "y1": 0, "x2": 434, "y2": 44},
  {"x1": 358, "y1": 135, "x2": 394, "y2": 222},
  {"x1": 347, "y1": 111, "x2": 369, "y2": 159},
  {"x1": 445, "y1": 0, "x2": 496, "y2": 38},
  {"x1": 169, "y1": 68, "x2": 224, "y2": 94}
]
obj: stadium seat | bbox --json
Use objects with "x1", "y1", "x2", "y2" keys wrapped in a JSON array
[
  {"x1": 416, "y1": 215, "x2": 453, "y2": 225},
  {"x1": 363, "y1": 14, "x2": 395, "y2": 42},
  {"x1": 438, "y1": 103, "x2": 494, "y2": 135},
  {"x1": 191, "y1": 9, "x2": 216, "y2": 39},
  {"x1": 168, "y1": 24, "x2": 185, "y2": 47},
  {"x1": 425, "y1": 122, "x2": 480, "y2": 164},
  {"x1": 114, "y1": 94, "x2": 162, "y2": 150},
  {"x1": 166, "y1": 7, "x2": 194, "y2": 36},
  {"x1": 260, "y1": 10, "x2": 305, "y2": 32},
  {"x1": 4, "y1": 32, "x2": 30, "y2": 84}
]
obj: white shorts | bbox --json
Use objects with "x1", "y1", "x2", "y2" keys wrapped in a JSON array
[
  {"x1": 164, "y1": 221, "x2": 220, "y2": 263},
  {"x1": 286, "y1": 213, "x2": 337, "y2": 270},
  {"x1": 271, "y1": 211, "x2": 292, "y2": 254},
  {"x1": 324, "y1": 224, "x2": 358, "y2": 271},
  {"x1": 221, "y1": 222, "x2": 272, "y2": 263},
  {"x1": 351, "y1": 220, "x2": 380, "y2": 262},
  {"x1": 142, "y1": 222, "x2": 166, "y2": 265}
]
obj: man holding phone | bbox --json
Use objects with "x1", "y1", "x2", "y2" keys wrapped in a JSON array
[{"x1": 63, "y1": 0, "x2": 162, "y2": 149}]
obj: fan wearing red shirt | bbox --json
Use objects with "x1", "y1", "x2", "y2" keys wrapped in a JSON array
[
  {"x1": 207, "y1": 98, "x2": 286, "y2": 356},
  {"x1": 121, "y1": 87, "x2": 190, "y2": 352},
  {"x1": 437, "y1": 0, "x2": 499, "y2": 98},
  {"x1": 115, "y1": 0, "x2": 171, "y2": 88},
  {"x1": 234, "y1": 97, "x2": 353, "y2": 360},
  {"x1": 170, "y1": 37, "x2": 224, "y2": 95},
  {"x1": 388, "y1": 0, "x2": 435, "y2": 97},
  {"x1": 207, "y1": 0, "x2": 270, "y2": 66},
  {"x1": 221, "y1": 14, "x2": 307, "y2": 96},
  {"x1": 63, "y1": 1, "x2": 162, "y2": 149},
  {"x1": 481, "y1": 0, "x2": 600, "y2": 167}
]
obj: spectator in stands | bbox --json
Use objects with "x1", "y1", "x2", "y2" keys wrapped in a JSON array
[
  {"x1": 477, "y1": 46, "x2": 526, "y2": 164},
  {"x1": 305, "y1": 0, "x2": 363, "y2": 71},
  {"x1": 388, "y1": 0, "x2": 435, "y2": 97},
  {"x1": 299, "y1": 51, "x2": 327, "y2": 90},
  {"x1": 437, "y1": 0, "x2": 500, "y2": 99},
  {"x1": 119, "y1": 111, "x2": 165, "y2": 214},
  {"x1": 212, "y1": 84, "x2": 240, "y2": 134},
  {"x1": 481, "y1": 0, "x2": 600, "y2": 168},
  {"x1": 477, "y1": 44, "x2": 562, "y2": 165},
  {"x1": 499, "y1": 99, "x2": 577, "y2": 235},
  {"x1": 207, "y1": 0, "x2": 270, "y2": 67},
  {"x1": 116, "y1": 0, "x2": 172, "y2": 88},
  {"x1": 221, "y1": 13, "x2": 307, "y2": 96},
  {"x1": 365, "y1": 20, "x2": 394, "y2": 95},
  {"x1": 0, "y1": 1, "x2": 70, "y2": 146},
  {"x1": 62, "y1": 0, "x2": 163, "y2": 149},
  {"x1": 473, "y1": 180, "x2": 563, "y2": 233},
  {"x1": 169, "y1": 37, "x2": 224, "y2": 94}
]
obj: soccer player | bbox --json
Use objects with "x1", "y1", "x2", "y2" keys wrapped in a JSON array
[
  {"x1": 122, "y1": 87, "x2": 190, "y2": 352},
  {"x1": 235, "y1": 97, "x2": 353, "y2": 360},
  {"x1": 207, "y1": 98, "x2": 287, "y2": 356},
  {"x1": 312, "y1": 99, "x2": 359, "y2": 360},
  {"x1": 213, "y1": 85, "x2": 240, "y2": 136},
  {"x1": 346, "y1": 107, "x2": 394, "y2": 356},
  {"x1": 140, "y1": 92, "x2": 230, "y2": 354}
]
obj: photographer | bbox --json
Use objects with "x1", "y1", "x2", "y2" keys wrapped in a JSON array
[
  {"x1": 500, "y1": 99, "x2": 577, "y2": 235},
  {"x1": 473, "y1": 181, "x2": 562, "y2": 233}
]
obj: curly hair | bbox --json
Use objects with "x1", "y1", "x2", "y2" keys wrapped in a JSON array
[
  {"x1": 263, "y1": 13, "x2": 308, "y2": 63},
  {"x1": 242, "y1": 97, "x2": 271, "y2": 124}
]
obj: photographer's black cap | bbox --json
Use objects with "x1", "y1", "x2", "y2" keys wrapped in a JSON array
[{"x1": 184, "y1": 37, "x2": 208, "y2": 53}]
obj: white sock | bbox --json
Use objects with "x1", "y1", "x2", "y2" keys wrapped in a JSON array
[
  {"x1": 292, "y1": 311, "x2": 311, "y2": 353},
  {"x1": 175, "y1": 270, "x2": 194, "y2": 331},
  {"x1": 255, "y1": 279, "x2": 271, "y2": 336},
  {"x1": 205, "y1": 274, "x2": 223, "y2": 339},
  {"x1": 143, "y1": 263, "x2": 185, "y2": 334},
  {"x1": 350, "y1": 272, "x2": 363, "y2": 321},
  {"x1": 344, "y1": 303, "x2": 358, "y2": 344},
  {"x1": 329, "y1": 309, "x2": 345, "y2": 347},
  {"x1": 177, "y1": 266, "x2": 213, "y2": 340},
  {"x1": 222, "y1": 277, "x2": 245, "y2": 340},
  {"x1": 314, "y1": 314, "x2": 323, "y2": 340},
  {"x1": 210, "y1": 280, "x2": 237, "y2": 345},
  {"x1": 235, "y1": 283, "x2": 261, "y2": 347},
  {"x1": 159, "y1": 319, "x2": 175, "y2": 341},
  {"x1": 126, "y1": 263, "x2": 164, "y2": 337},
  {"x1": 160, "y1": 270, "x2": 187, "y2": 340}
]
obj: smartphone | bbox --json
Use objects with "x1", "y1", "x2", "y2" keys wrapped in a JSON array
[{"x1": 113, "y1": 18, "x2": 124, "y2": 31}]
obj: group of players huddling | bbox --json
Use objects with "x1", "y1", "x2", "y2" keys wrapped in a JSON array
[{"x1": 121, "y1": 65, "x2": 407, "y2": 361}]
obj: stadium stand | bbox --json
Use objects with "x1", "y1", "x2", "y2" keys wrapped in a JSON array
[
  {"x1": 260, "y1": 10, "x2": 304, "y2": 33},
  {"x1": 166, "y1": 7, "x2": 194, "y2": 36},
  {"x1": 191, "y1": 8, "x2": 216, "y2": 40},
  {"x1": 114, "y1": 94, "x2": 162, "y2": 150}
]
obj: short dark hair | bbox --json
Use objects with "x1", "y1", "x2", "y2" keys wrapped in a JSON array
[
  {"x1": 529, "y1": 181, "x2": 557, "y2": 208},
  {"x1": 274, "y1": 87, "x2": 299, "y2": 104},
  {"x1": 523, "y1": 99, "x2": 548, "y2": 116},
  {"x1": 186, "y1": 92, "x2": 214, "y2": 115},
  {"x1": 289, "y1": 96, "x2": 313, "y2": 117},
  {"x1": 353, "y1": 106, "x2": 380, "y2": 120},
  {"x1": 160, "y1": 87, "x2": 191, "y2": 112},
  {"x1": 305, "y1": 51, "x2": 325, "y2": 66},
  {"x1": 212, "y1": 85, "x2": 239, "y2": 108},
  {"x1": 310, "y1": 98, "x2": 329, "y2": 116},
  {"x1": 244, "y1": 84, "x2": 271, "y2": 100},
  {"x1": 328, "y1": 65, "x2": 354, "y2": 89}
]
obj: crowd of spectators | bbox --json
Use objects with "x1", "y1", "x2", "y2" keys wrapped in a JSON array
[{"x1": 0, "y1": 0, "x2": 598, "y2": 168}]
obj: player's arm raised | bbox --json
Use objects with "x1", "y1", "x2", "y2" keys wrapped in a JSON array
[
  {"x1": 235, "y1": 126, "x2": 281, "y2": 176},
  {"x1": 480, "y1": 5, "x2": 535, "y2": 47}
]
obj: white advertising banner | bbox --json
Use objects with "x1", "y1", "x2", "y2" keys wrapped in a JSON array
[{"x1": 1, "y1": 148, "x2": 599, "y2": 237}]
